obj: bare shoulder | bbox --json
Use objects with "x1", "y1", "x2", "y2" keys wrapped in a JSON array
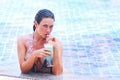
[
  {"x1": 17, "y1": 34, "x2": 32, "y2": 44},
  {"x1": 54, "y1": 37, "x2": 62, "y2": 47},
  {"x1": 55, "y1": 37, "x2": 62, "y2": 44}
]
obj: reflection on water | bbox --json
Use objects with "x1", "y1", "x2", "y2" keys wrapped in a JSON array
[{"x1": 63, "y1": 36, "x2": 120, "y2": 77}]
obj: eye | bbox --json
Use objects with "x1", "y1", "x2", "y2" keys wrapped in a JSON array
[
  {"x1": 43, "y1": 24, "x2": 48, "y2": 28},
  {"x1": 50, "y1": 25, "x2": 53, "y2": 28}
]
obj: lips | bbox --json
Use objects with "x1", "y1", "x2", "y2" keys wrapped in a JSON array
[{"x1": 45, "y1": 34, "x2": 50, "y2": 38}]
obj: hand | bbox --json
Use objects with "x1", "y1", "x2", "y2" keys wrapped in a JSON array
[
  {"x1": 46, "y1": 35, "x2": 56, "y2": 44},
  {"x1": 34, "y1": 48, "x2": 51, "y2": 58},
  {"x1": 46, "y1": 35, "x2": 62, "y2": 50}
]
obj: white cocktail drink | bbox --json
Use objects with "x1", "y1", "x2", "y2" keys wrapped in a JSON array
[
  {"x1": 44, "y1": 43, "x2": 53, "y2": 67},
  {"x1": 44, "y1": 43, "x2": 53, "y2": 57}
]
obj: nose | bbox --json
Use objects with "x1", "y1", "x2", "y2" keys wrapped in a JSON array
[{"x1": 46, "y1": 27, "x2": 51, "y2": 33}]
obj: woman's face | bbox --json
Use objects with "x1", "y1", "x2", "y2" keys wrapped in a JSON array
[{"x1": 35, "y1": 18, "x2": 54, "y2": 38}]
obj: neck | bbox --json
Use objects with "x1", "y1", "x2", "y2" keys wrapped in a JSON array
[{"x1": 33, "y1": 32, "x2": 45, "y2": 42}]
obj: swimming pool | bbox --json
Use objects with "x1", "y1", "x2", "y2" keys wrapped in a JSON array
[{"x1": 0, "y1": 0, "x2": 120, "y2": 79}]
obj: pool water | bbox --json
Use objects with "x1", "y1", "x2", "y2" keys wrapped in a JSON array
[{"x1": 0, "y1": 0, "x2": 120, "y2": 79}]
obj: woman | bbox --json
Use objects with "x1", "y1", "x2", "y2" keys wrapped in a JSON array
[{"x1": 17, "y1": 9, "x2": 63, "y2": 75}]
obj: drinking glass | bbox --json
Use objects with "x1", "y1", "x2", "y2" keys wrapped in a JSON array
[{"x1": 44, "y1": 43, "x2": 53, "y2": 67}]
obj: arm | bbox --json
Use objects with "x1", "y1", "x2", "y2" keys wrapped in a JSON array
[
  {"x1": 52, "y1": 39, "x2": 63, "y2": 75},
  {"x1": 17, "y1": 37, "x2": 51, "y2": 73},
  {"x1": 17, "y1": 38, "x2": 37, "y2": 73}
]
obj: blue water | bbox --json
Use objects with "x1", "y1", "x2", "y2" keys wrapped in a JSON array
[{"x1": 0, "y1": 0, "x2": 120, "y2": 79}]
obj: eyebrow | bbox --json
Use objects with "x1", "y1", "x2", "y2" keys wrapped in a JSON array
[
  {"x1": 43, "y1": 24, "x2": 53, "y2": 28},
  {"x1": 43, "y1": 24, "x2": 48, "y2": 26}
]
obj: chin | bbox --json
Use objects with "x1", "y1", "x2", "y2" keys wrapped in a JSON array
[{"x1": 43, "y1": 35, "x2": 47, "y2": 39}]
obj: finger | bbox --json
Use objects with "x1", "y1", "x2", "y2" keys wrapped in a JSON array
[
  {"x1": 47, "y1": 36, "x2": 56, "y2": 41},
  {"x1": 44, "y1": 48, "x2": 51, "y2": 52},
  {"x1": 45, "y1": 52, "x2": 51, "y2": 56},
  {"x1": 51, "y1": 37, "x2": 56, "y2": 41},
  {"x1": 38, "y1": 53, "x2": 49, "y2": 57},
  {"x1": 43, "y1": 52, "x2": 51, "y2": 57}
]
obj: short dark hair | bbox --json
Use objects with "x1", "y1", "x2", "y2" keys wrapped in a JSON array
[{"x1": 33, "y1": 9, "x2": 55, "y2": 31}]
